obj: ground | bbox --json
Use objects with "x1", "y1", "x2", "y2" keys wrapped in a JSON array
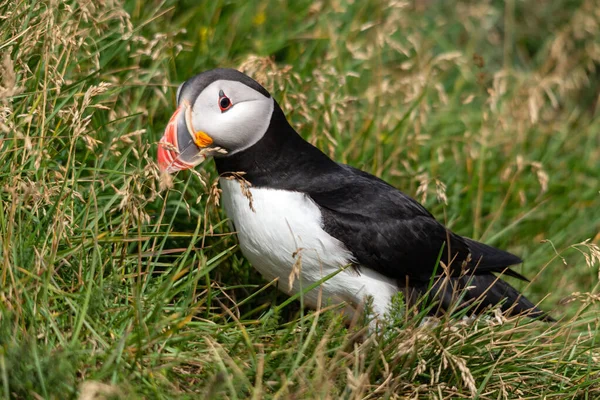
[{"x1": 0, "y1": 0, "x2": 599, "y2": 398}]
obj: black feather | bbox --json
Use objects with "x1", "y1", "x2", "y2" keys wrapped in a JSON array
[
  {"x1": 463, "y1": 238, "x2": 529, "y2": 281},
  {"x1": 406, "y1": 274, "x2": 554, "y2": 322},
  {"x1": 215, "y1": 98, "x2": 551, "y2": 321}
]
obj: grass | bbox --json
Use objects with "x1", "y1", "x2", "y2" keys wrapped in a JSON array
[{"x1": 0, "y1": 0, "x2": 599, "y2": 398}]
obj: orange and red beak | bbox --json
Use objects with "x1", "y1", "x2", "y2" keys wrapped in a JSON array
[{"x1": 157, "y1": 101, "x2": 213, "y2": 173}]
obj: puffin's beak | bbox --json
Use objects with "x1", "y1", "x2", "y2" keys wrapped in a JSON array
[{"x1": 157, "y1": 101, "x2": 213, "y2": 173}]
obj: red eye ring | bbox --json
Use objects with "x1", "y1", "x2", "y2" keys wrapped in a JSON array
[{"x1": 218, "y1": 90, "x2": 232, "y2": 112}]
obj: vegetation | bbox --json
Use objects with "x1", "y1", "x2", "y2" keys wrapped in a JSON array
[{"x1": 0, "y1": 0, "x2": 599, "y2": 398}]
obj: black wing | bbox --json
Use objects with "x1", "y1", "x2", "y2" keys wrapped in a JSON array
[
  {"x1": 213, "y1": 105, "x2": 549, "y2": 319},
  {"x1": 308, "y1": 164, "x2": 524, "y2": 283}
]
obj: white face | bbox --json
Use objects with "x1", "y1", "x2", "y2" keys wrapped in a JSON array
[
  {"x1": 189, "y1": 80, "x2": 274, "y2": 155},
  {"x1": 157, "y1": 72, "x2": 275, "y2": 174}
]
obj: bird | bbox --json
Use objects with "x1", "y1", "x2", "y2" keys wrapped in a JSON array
[{"x1": 157, "y1": 68, "x2": 552, "y2": 323}]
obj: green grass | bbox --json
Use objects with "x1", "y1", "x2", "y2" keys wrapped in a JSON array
[{"x1": 1, "y1": 0, "x2": 599, "y2": 398}]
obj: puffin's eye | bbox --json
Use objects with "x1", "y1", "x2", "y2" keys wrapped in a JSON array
[{"x1": 218, "y1": 90, "x2": 232, "y2": 112}]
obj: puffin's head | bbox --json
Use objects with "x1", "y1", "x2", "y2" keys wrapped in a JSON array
[{"x1": 157, "y1": 68, "x2": 274, "y2": 173}]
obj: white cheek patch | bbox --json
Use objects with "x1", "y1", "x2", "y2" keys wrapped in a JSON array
[
  {"x1": 191, "y1": 81, "x2": 274, "y2": 155},
  {"x1": 213, "y1": 99, "x2": 274, "y2": 154}
]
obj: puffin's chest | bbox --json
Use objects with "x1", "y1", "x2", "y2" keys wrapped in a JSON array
[{"x1": 218, "y1": 178, "x2": 353, "y2": 287}]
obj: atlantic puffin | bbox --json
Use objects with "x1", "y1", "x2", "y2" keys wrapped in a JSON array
[{"x1": 157, "y1": 68, "x2": 552, "y2": 322}]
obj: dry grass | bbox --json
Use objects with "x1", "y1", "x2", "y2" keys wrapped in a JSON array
[{"x1": 0, "y1": 0, "x2": 599, "y2": 398}]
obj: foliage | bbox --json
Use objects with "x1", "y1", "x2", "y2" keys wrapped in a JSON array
[{"x1": 0, "y1": 0, "x2": 599, "y2": 398}]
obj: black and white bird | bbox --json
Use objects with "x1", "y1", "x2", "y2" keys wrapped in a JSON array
[{"x1": 157, "y1": 68, "x2": 552, "y2": 322}]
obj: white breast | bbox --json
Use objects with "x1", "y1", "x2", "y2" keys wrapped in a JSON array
[{"x1": 219, "y1": 178, "x2": 399, "y2": 319}]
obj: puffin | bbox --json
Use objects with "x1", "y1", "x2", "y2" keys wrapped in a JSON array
[{"x1": 157, "y1": 68, "x2": 552, "y2": 323}]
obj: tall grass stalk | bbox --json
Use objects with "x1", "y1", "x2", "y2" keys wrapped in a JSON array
[{"x1": 0, "y1": 0, "x2": 598, "y2": 398}]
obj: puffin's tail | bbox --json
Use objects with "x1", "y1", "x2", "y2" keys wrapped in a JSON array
[{"x1": 406, "y1": 273, "x2": 554, "y2": 322}]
